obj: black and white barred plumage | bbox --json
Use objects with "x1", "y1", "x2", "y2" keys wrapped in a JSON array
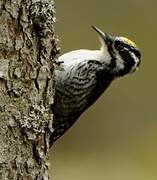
[{"x1": 51, "y1": 26, "x2": 141, "y2": 143}]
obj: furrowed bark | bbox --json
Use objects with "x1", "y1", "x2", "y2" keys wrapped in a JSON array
[{"x1": 0, "y1": 0, "x2": 59, "y2": 179}]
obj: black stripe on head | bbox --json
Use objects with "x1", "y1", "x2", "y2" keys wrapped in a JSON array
[
  {"x1": 114, "y1": 39, "x2": 137, "y2": 76},
  {"x1": 115, "y1": 39, "x2": 141, "y2": 60},
  {"x1": 119, "y1": 48, "x2": 136, "y2": 76},
  {"x1": 131, "y1": 47, "x2": 141, "y2": 60}
]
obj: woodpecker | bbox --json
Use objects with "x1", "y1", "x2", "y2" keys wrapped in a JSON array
[{"x1": 51, "y1": 26, "x2": 141, "y2": 143}]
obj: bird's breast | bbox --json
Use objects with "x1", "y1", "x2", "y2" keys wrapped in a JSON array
[{"x1": 54, "y1": 59, "x2": 114, "y2": 118}]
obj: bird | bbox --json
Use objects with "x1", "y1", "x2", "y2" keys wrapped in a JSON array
[{"x1": 50, "y1": 26, "x2": 141, "y2": 144}]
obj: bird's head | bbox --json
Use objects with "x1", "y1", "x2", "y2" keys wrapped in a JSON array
[{"x1": 92, "y1": 26, "x2": 141, "y2": 77}]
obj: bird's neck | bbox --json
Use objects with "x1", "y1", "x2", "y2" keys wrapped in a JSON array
[
  {"x1": 100, "y1": 46, "x2": 126, "y2": 77},
  {"x1": 100, "y1": 46, "x2": 112, "y2": 65}
]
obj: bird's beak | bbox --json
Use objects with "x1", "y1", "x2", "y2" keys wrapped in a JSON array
[{"x1": 92, "y1": 26, "x2": 113, "y2": 47}]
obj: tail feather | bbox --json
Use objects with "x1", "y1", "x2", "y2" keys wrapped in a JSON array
[{"x1": 49, "y1": 115, "x2": 79, "y2": 145}]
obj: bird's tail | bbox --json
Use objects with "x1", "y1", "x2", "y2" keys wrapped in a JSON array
[{"x1": 49, "y1": 115, "x2": 79, "y2": 145}]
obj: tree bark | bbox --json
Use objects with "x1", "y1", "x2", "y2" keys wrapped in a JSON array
[{"x1": 0, "y1": 0, "x2": 59, "y2": 179}]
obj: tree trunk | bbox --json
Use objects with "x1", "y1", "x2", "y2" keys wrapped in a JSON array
[{"x1": 0, "y1": 0, "x2": 59, "y2": 179}]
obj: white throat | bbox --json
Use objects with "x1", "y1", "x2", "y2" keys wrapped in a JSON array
[{"x1": 100, "y1": 45, "x2": 112, "y2": 64}]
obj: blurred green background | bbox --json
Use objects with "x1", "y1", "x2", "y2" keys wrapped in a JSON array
[{"x1": 50, "y1": 0, "x2": 157, "y2": 179}]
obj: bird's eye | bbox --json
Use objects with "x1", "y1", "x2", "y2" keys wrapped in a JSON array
[{"x1": 115, "y1": 43, "x2": 124, "y2": 51}]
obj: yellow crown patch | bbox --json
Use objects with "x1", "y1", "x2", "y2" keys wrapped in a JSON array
[{"x1": 119, "y1": 37, "x2": 138, "y2": 48}]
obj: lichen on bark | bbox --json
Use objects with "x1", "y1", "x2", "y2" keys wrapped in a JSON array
[{"x1": 0, "y1": 0, "x2": 59, "y2": 179}]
